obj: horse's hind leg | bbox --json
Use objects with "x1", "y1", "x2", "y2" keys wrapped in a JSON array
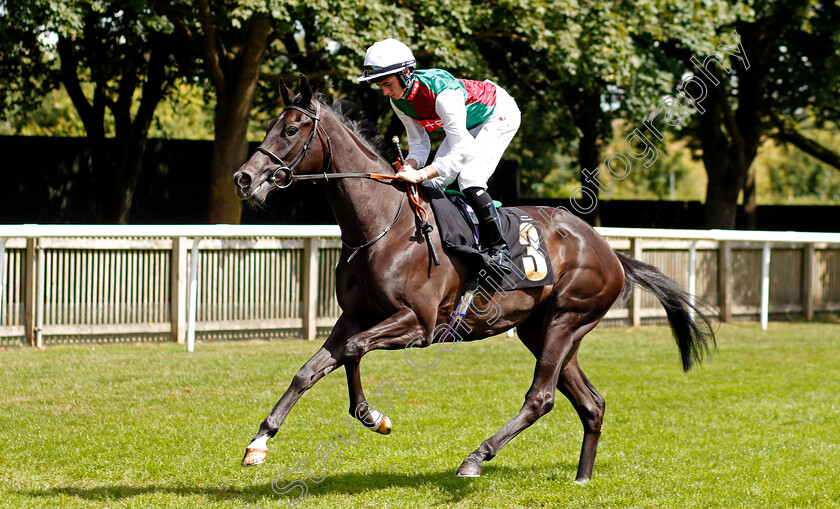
[
  {"x1": 456, "y1": 312, "x2": 600, "y2": 478},
  {"x1": 556, "y1": 356, "x2": 604, "y2": 483}
]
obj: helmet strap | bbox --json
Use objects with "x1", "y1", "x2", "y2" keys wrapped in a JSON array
[{"x1": 398, "y1": 68, "x2": 414, "y2": 96}]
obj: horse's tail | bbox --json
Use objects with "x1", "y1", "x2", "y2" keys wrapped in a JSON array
[{"x1": 615, "y1": 251, "x2": 716, "y2": 371}]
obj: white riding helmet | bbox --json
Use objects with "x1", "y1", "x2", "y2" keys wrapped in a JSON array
[{"x1": 357, "y1": 38, "x2": 416, "y2": 83}]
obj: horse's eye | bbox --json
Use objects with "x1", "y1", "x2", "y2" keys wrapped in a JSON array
[{"x1": 286, "y1": 126, "x2": 299, "y2": 136}]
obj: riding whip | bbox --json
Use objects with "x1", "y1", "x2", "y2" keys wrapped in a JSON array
[{"x1": 392, "y1": 136, "x2": 440, "y2": 266}]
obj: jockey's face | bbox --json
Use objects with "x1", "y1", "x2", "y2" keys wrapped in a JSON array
[{"x1": 375, "y1": 75, "x2": 405, "y2": 100}]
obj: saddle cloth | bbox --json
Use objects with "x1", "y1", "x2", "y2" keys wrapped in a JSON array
[{"x1": 426, "y1": 186, "x2": 555, "y2": 291}]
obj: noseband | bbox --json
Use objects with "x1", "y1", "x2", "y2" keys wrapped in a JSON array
[{"x1": 256, "y1": 102, "x2": 332, "y2": 189}]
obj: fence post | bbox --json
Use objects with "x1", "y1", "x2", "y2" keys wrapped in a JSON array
[
  {"x1": 186, "y1": 237, "x2": 201, "y2": 352},
  {"x1": 688, "y1": 240, "x2": 697, "y2": 321},
  {"x1": 629, "y1": 237, "x2": 643, "y2": 327},
  {"x1": 302, "y1": 237, "x2": 319, "y2": 340},
  {"x1": 24, "y1": 238, "x2": 37, "y2": 346},
  {"x1": 35, "y1": 242, "x2": 45, "y2": 348},
  {"x1": 760, "y1": 242, "x2": 771, "y2": 330},
  {"x1": 0, "y1": 238, "x2": 6, "y2": 328},
  {"x1": 718, "y1": 240, "x2": 733, "y2": 322},
  {"x1": 171, "y1": 237, "x2": 189, "y2": 343},
  {"x1": 802, "y1": 243, "x2": 815, "y2": 321},
  {"x1": 23, "y1": 238, "x2": 38, "y2": 346}
]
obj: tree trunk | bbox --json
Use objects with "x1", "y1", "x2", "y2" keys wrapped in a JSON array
[
  {"x1": 702, "y1": 162, "x2": 741, "y2": 229},
  {"x1": 577, "y1": 124, "x2": 602, "y2": 226},
  {"x1": 108, "y1": 133, "x2": 151, "y2": 224},
  {"x1": 207, "y1": 102, "x2": 249, "y2": 224},
  {"x1": 58, "y1": 30, "x2": 170, "y2": 224},
  {"x1": 699, "y1": 24, "x2": 763, "y2": 230},
  {"x1": 203, "y1": 14, "x2": 273, "y2": 224},
  {"x1": 99, "y1": 142, "x2": 129, "y2": 224},
  {"x1": 571, "y1": 87, "x2": 603, "y2": 226},
  {"x1": 698, "y1": 82, "x2": 740, "y2": 229},
  {"x1": 732, "y1": 22, "x2": 763, "y2": 229},
  {"x1": 741, "y1": 163, "x2": 757, "y2": 229}
]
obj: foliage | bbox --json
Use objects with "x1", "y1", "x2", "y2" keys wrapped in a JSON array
[
  {"x1": 0, "y1": 0, "x2": 59, "y2": 118},
  {"x1": 0, "y1": 323, "x2": 838, "y2": 507},
  {"x1": 0, "y1": 87, "x2": 86, "y2": 137},
  {"x1": 756, "y1": 134, "x2": 840, "y2": 204},
  {"x1": 637, "y1": 0, "x2": 840, "y2": 227},
  {"x1": 762, "y1": 0, "x2": 840, "y2": 125},
  {"x1": 602, "y1": 121, "x2": 707, "y2": 202},
  {"x1": 149, "y1": 82, "x2": 216, "y2": 140},
  {"x1": 0, "y1": 0, "x2": 198, "y2": 223},
  {"x1": 769, "y1": 147, "x2": 840, "y2": 202},
  {"x1": 3, "y1": 0, "x2": 840, "y2": 223}
]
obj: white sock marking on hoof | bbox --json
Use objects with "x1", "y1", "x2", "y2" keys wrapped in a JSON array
[
  {"x1": 248, "y1": 435, "x2": 268, "y2": 450},
  {"x1": 368, "y1": 410, "x2": 384, "y2": 428}
]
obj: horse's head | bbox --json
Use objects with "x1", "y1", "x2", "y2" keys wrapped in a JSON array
[{"x1": 233, "y1": 74, "x2": 330, "y2": 204}]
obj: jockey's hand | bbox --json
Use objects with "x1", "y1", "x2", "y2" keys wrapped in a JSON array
[{"x1": 396, "y1": 165, "x2": 426, "y2": 184}]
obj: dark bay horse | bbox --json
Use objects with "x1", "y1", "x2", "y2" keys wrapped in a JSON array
[{"x1": 232, "y1": 75, "x2": 714, "y2": 482}]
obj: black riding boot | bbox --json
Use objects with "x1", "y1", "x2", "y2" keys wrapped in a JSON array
[{"x1": 463, "y1": 187, "x2": 512, "y2": 273}]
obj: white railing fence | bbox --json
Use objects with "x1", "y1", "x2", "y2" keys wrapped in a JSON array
[{"x1": 1, "y1": 225, "x2": 839, "y2": 347}]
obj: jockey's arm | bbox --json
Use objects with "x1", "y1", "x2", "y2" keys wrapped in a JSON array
[
  {"x1": 429, "y1": 88, "x2": 475, "y2": 181},
  {"x1": 391, "y1": 89, "x2": 470, "y2": 184},
  {"x1": 391, "y1": 101, "x2": 431, "y2": 167}
]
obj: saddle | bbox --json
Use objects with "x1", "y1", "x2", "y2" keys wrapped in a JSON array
[{"x1": 425, "y1": 186, "x2": 555, "y2": 292}]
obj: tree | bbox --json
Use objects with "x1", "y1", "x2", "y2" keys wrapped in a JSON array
[
  {"x1": 155, "y1": 0, "x2": 449, "y2": 223},
  {"x1": 455, "y1": 0, "x2": 745, "y2": 224},
  {"x1": 643, "y1": 0, "x2": 840, "y2": 229},
  {"x1": 154, "y1": 0, "x2": 277, "y2": 224},
  {"x1": 767, "y1": 0, "x2": 840, "y2": 172},
  {"x1": 1, "y1": 0, "x2": 185, "y2": 223}
]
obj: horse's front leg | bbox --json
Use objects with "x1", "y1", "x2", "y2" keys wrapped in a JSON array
[
  {"x1": 343, "y1": 308, "x2": 427, "y2": 434},
  {"x1": 242, "y1": 314, "x2": 359, "y2": 466}
]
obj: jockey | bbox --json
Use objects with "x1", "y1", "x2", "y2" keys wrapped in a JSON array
[{"x1": 358, "y1": 38, "x2": 521, "y2": 273}]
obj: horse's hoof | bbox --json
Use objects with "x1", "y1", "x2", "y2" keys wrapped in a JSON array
[
  {"x1": 455, "y1": 459, "x2": 482, "y2": 477},
  {"x1": 242, "y1": 448, "x2": 267, "y2": 466},
  {"x1": 374, "y1": 415, "x2": 392, "y2": 435}
]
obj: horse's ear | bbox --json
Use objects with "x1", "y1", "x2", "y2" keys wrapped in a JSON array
[
  {"x1": 279, "y1": 78, "x2": 294, "y2": 107},
  {"x1": 298, "y1": 73, "x2": 312, "y2": 108}
]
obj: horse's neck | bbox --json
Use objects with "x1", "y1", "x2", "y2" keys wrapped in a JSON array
[{"x1": 322, "y1": 118, "x2": 405, "y2": 245}]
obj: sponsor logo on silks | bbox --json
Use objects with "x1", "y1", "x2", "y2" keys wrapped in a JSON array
[
  {"x1": 407, "y1": 80, "x2": 421, "y2": 101},
  {"x1": 419, "y1": 118, "x2": 445, "y2": 132}
]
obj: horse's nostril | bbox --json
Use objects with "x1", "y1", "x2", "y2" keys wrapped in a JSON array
[{"x1": 234, "y1": 172, "x2": 251, "y2": 188}]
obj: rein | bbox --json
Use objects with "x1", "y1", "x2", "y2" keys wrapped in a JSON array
[
  {"x1": 256, "y1": 101, "x2": 439, "y2": 265},
  {"x1": 277, "y1": 171, "x2": 399, "y2": 183}
]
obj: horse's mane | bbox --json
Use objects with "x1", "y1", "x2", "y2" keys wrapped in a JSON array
[{"x1": 311, "y1": 94, "x2": 393, "y2": 162}]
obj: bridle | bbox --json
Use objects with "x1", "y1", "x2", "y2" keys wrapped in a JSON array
[
  {"x1": 257, "y1": 102, "x2": 401, "y2": 188},
  {"x1": 253, "y1": 100, "x2": 439, "y2": 265},
  {"x1": 256, "y1": 102, "x2": 334, "y2": 189}
]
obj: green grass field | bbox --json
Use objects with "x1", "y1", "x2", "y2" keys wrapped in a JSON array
[{"x1": 1, "y1": 322, "x2": 839, "y2": 508}]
